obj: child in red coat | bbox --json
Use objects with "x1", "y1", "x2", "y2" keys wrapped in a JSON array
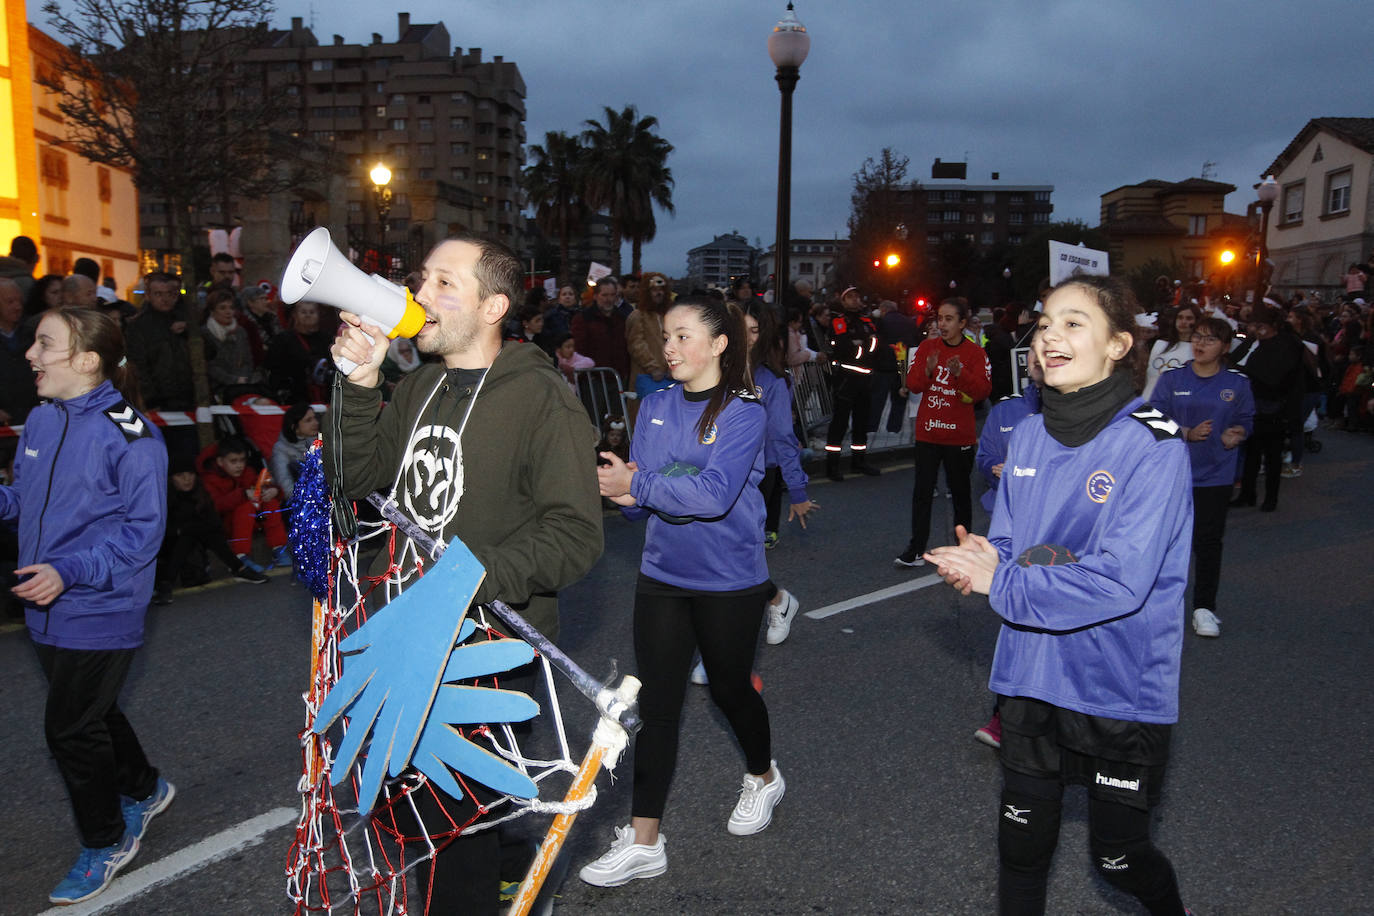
[{"x1": 200, "y1": 436, "x2": 289, "y2": 570}]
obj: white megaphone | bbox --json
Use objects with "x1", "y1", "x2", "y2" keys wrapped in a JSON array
[{"x1": 280, "y1": 227, "x2": 427, "y2": 375}]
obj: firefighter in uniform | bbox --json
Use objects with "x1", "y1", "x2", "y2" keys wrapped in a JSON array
[{"x1": 825, "y1": 286, "x2": 882, "y2": 481}]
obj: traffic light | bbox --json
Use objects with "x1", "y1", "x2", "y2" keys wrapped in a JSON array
[{"x1": 873, "y1": 258, "x2": 881, "y2": 268}]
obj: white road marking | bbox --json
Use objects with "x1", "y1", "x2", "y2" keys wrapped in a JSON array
[
  {"x1": 804, "y1": 575, "x2": 943, "y2": 620},
  {"x1": 37, "y1": 806, "x2": 297, "y2": 916}
]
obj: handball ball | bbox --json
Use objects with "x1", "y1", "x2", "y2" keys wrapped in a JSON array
[
  {"x1": 655, "y1": 461, "x2": 701, "y2": 525},
  {"x1": 1016, "y1": 543, "x2": 1078, "y2": 567}
]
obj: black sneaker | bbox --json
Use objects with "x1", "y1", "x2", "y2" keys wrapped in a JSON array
[
  {"x1": 233, "y1": 565, "x2": 269, "y2": 584},
  {"x1": 152, "y1": 585, "x2": 173, "y2": 606},
  {"x1": 894, "y1": 548, "x2": 926, "y2": 568}
]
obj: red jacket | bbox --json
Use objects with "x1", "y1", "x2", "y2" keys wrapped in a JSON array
[{"x1": 906, "y1": 336, "x2": 991, "y2": 445}]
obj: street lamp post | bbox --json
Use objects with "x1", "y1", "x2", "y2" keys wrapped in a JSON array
[
  {"x1": 769, "y1": 4, "x2": 809, "y2": 309},
  {"x1": 371, "y1": 162, "x2": 393, "y2": 276},
  {"x1": 1253, "y1": 175, "x2": 1278, "y2": 305}
]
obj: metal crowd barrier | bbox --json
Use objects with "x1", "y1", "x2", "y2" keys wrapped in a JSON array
[
  {"x1": 574, "y1": 367, "x2": 633, "y2": 439},
  {"x1": 789, "y1": 360, "x2": 832, "y2": 439}
]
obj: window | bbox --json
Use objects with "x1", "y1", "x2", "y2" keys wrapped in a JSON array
[
  {"x1": 1281, "y1": 182, "x2": 1304, "y2": 224},
  {"x1": 798, "y1": 262, "x2": 814, "y2": 274},
  {"x1": 927, "y1": 191, "x2": 942, "y2": 203},
  {"x1": 945, "y1": 190, "x2": 961, "y2": 202},
  {"x1": 450, "y1": 91, "x2": 470, "y2": 104},
  {"x1": 389, "y1": 119, "x2": 406, "y2": 130},
  {"x1": 983, "y1": 192, "x2": 996, "y2": 204},
  {"x1": 964, "y1": 213, "x2": 976, "y2": 223},
  {"x1": 418, "y1": 118, "x2": 433, "y2": 131},
  {"x1": 476, "y1": 173, "x2": 491, "y2": 185},
  {"x1": 1325, "y1": 169, "x2": 1351, "y2": 215},
  {"x1": 311, "y1": 60, "x2": 333, "y2": 71},
  {"x1": 450, "y1": 142, "x2": 469, "y2": 155},
  {"x1": 980, "y1": 231, "x2": 995, "y2": 245},
  {"x1": 1009, "y1": 213, "x2": 1024, "y2": 226},
  {"x1": 418, "y1": 168, "x2": 433, "y2": 179},
  {"x1": 982, "y1": 211, "x2": 996, "y2": 224},
  {"x1": 1034, "y1": 191, "x2": 1051, "y2": 202},
  {"x1": 1008, "y1": 234, "x2": 1023, "y2": 245},
  {"x1": 1186, "y1": 258, "x2": 1204, "y2": 279},
  {"x1": 1188, "y1": 215, "x2": 1207, "y2": 237},
  {"x1": 943, "y1": 210, "x2": 961, "y2": 223},
  {"x1": 391, "y1": 144, "x2": 408, "y2": 159},
  {"x1": 390, "y1": 94, "x2": 405, "y2": 104},
  {"x1": 417, "y1": 94, "x2": 430, "y2": 104},
  {"x1": 1104, "y1": 202, "x2": 1118, "y2": 222},
  {"x1": 311, "y1": 106, "x2": 332, "y2": 117},
  {"x1": 1033, "y1": 212, "x2": 1049, "y2": 224},
  {"x1": 1009, "y1": 193, "x2": 1025, "y2": 205},
  {"x1": 450, "y1": 116, "x2": 469, "y2": 130},
  {"x1": 375, "y1": 82, "x2": 385, "y2": 93},
  {"x1": 450, "y1": 167, "x2": 469, "y2": 180},
  {"x1": 417, "y1": 143, "x2": 433, "y2": 157}
]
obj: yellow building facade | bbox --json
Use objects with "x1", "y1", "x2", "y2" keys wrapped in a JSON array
[{"x1": 1, "y1": 0, "x2": 140, "y2": 293}]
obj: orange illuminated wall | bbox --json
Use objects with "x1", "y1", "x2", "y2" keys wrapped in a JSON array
[{"x1": 1, "y1": 0, "x2": 43, "y2": 254}]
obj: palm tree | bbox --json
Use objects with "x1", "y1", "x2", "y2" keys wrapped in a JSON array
[
  {"x1": 580, "y1": 105, "x2": 674, "y2": 275},
  {"x1": 522, "y1": 130, "x2": 590, "y2": 287}
]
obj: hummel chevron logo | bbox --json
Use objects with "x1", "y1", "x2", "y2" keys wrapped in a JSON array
[
  {"x1": 109, "y1": 405, "x2": 145, "y2": 436},
  {"x1": 1132, "y1": 406, "x2": 1179, "y2": 436}
]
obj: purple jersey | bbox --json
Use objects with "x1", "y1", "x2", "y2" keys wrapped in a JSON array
[
  {"x1": 1150, "y1": 364, "x2": 1255, "y2": 488},
  {"x1": 988, "y1": 399, "x2": 1192, "y2": 724},
  {"x1": 626, "y1": 385, "x2": 768, "y2": 591}
]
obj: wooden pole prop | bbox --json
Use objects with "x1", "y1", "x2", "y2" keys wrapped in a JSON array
[
  {"x1": 508, "y1": 675, "x2": 640, "y2": 916},
  {"x1": 306, "y1": 597, "x2": 326, "y2": 786}
]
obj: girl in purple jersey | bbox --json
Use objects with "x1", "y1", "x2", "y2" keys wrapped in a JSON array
[
  {"x1": 581, "y1": 296, "x2": 783, "y2": 889},
  {"x1": 928, "y1": 277, "x2": 1192, "y2": 916}
]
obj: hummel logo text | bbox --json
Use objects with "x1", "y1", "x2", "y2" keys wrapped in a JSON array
[
  {"x1": 25, "y1": 447, "x2": 39, "y2": 458},
  {"x1": 1012, "y1": 466, "x2": 1036, "y2": 477},
  {"x1": 1095, "y1": 772, "x2": 1140, "y2": 791}
]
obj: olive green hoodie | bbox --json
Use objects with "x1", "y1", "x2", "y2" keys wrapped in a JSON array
[{"x1": 324, "y1": 341, "x2": 603, "y2": 640}]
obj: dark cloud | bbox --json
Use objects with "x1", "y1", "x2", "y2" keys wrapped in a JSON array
[{"x1": 294, "y1": 0, "x2": 1374, "y2": 278}]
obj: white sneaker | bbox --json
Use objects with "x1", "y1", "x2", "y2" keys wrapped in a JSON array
[
  {"x1": 727, "y1": 762, "x2": 785, "y2": 836},
  {"x1": 578, "y1": 825, "x2": 667, "y2": 887},
  {"x1": 689, "y1": 658, "x2": 709, "y2": 685},
  {"x1": 1193, "y1": 608, "x2": 1221, "y2": 637},
  {"x1": 765, "y1": 589, "x2": 800, "y2": 645}
]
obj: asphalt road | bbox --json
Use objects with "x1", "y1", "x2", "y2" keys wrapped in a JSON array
[{"x1": 2, "y1": 429, "x2": 1371, "y2": 916}]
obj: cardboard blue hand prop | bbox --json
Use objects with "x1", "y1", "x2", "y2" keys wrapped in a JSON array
[
  {"x1": 411, "y1": 624, "x2": 540, "y2": 801},
  {"x1": 312, "y1": 536, "x2": 539, "y2": 813}
]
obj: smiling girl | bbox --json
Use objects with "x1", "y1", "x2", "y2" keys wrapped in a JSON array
[
  {"x1": 2, "y1": 308, "x2": 172, "y2": 904},
  {"x1": 583, "y1": 296, "x2": 783, "y2": 888},
  {"x1": 897, "y1": 298, "x2": 991, "y2": 568},
  {"x1": 1150, "y1": 316, "x2": 1252, "y2": 637},
  {"x1": 926, "y1": 277, "x2": 1194, "y2": 915},
  {"x1": 1142, "y1": 302, "x2": 1202, "y2": 400}
]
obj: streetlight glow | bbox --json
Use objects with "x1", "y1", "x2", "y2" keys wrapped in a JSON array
[
  {"x1": 1219, "y1": 249, "x2": 1236, "y2": 265},
  {"x1": 370, "y1": 163, "x2": 392, "y2": 187},
  {"x1": 885, "y1": 253, "x2": 901, "y2": 268}
]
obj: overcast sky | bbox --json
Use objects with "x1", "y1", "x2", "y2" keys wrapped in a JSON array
[{"x1": 273, "y1": 1, "x2": 1368, "y2": 273}]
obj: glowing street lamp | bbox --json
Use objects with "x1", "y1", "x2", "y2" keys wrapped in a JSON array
[
  {"x1": 1219, "y1": 249, "x2": 1236, "y2": 266},
  {"x1": 884, "y1": 253, "x2": 901, "y2": 268},
  {"x1": 1253, "y1": 175, "x2": 1279, "y2": 304}
]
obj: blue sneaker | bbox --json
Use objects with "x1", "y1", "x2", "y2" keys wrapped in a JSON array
[
  {"x1": 49, "y1": 832, "x2": 139, "y2": 904},
  {"x1": 122, "y1": 777, "x2": 175, "y2": 842},
  {"x1": 270, "y1": 545, "x2": 292, "y2": 569},
  {"x1": 236, "y1": 553, "x2": 267, "y2": 574}
]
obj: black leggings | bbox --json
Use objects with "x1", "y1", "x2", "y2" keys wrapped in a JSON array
[
  {"x1": 998, "y1": 767, "x2": 1185, "y2": 916},
  {"x1": 909, "y1": 440, "x2": 974, "y2": 553},
  {"x1": 631, "y1": 585, "x2": 772, "y2": 820},
  {"x1": 34, "y1": 644, "x2": 159, "y2": 848},
  {"x1": 760, "y1": 466, "x2": 784, "y2": 533},
  {"x1": 1190, "y1": 484, "x2": 1231, "y2": 610}
]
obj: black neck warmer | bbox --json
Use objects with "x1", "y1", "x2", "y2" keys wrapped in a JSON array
[{"x1": 1040, "y1": 370, "x2": 1136, "y2": 447}]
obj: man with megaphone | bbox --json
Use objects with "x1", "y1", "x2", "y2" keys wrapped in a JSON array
[{"x1": 319, "y1": 232, "x2": 604, "y2": 913}]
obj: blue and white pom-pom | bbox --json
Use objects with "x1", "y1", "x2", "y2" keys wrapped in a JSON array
[{"x1": 289, "y1": 440, "x2": 331, "y2": 600}]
